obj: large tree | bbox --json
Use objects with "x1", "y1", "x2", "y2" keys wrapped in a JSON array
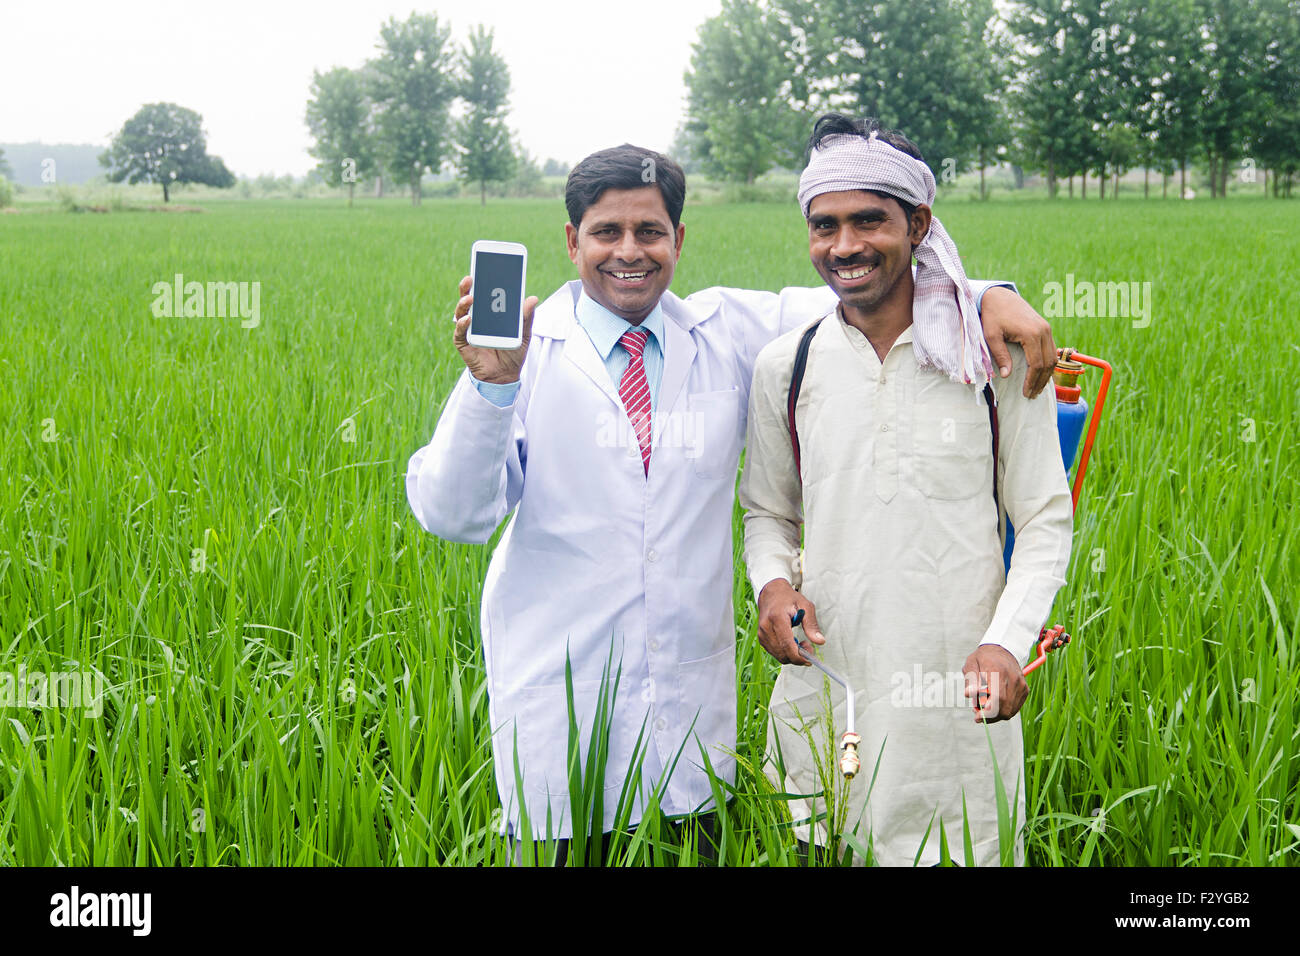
[
  {"x1": 967, "y1": 0, "x2": 1013, "y2": 199},
  {"x1": 1253, "y1": 0, "x2": 1300, "y2": 196},
  {"x1": 1154, "y1": 0, "x2": 1208, "y2": 197},
  {"x1": 683, "y1": 0, "x2": 804, "y2": 184},
  {"x1": 1199, "y1": 0, "x2": 1270, "y2": 197},
  {"x1": 305, "y1": 67, "x2": 376, "y2": 206},
  {"x1": 1008, "y1": 0, "x2": 1095, "y2": 196},
  {"x1": 1119, "y1": 0, "x2": 1182, "y2": 197},
  {"x1": 99, "y1": 103, "x2": 235, "y2": 202},
  {"x1": 791, "y1": 0, "x2": 1009, "y2": 181},
  {"x1": 455, "y1": 25, "x2": 515, "y2": 205},
  {"x1": 368, "y1": 13, "x2": 457, "y2": 206}
]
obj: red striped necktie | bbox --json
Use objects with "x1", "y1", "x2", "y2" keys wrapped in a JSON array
[{"x1": 618, "y1": 328, "x2": 652, "y2": 475}]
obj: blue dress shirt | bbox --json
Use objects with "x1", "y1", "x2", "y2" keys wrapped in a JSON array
[{"x1": 472, "y1": 291, "x2": 665, "y2": 408}]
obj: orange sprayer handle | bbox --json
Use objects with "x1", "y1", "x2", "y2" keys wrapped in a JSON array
[
  {"x1": 1023, "y1": 624, "x2": 1070, "y2": 676},
  {"x1": 972, "y1": 625, "x2": 1070, "y2": 717}
]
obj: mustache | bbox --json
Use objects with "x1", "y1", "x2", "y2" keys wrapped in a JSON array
[{"x1": 826, "y1": 257, "x2": 878, "y2": 269}]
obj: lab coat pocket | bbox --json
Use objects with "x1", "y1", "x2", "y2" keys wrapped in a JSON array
[
  {"x1": 911, "y1": 397, "x2": 994, "y2": 501},
  {"x1": 685, "y1": 388, "x2": 743, "y2": 480},
  {"x1": 515, "y1": 680, "x2": 639, "y2": 797},
  {"x1": 676, "y1": 646, "x2": 737, "y2": 801}
]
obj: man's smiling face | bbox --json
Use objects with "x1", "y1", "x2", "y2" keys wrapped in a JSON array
[
  {"x1": 807, "y1": 189, "x2": 928, "y2": 315},
  {"x1": 565, "y1": 186, "x2": 685, "y2": 324}
]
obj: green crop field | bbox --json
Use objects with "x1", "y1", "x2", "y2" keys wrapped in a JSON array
[{"x1": 0, "y1": 197, "x2": 1296, "y2": 866}]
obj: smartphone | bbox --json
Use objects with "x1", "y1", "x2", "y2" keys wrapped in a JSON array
[{"x1": 468, "y1": 240, "x2": 527, "y2": 349}]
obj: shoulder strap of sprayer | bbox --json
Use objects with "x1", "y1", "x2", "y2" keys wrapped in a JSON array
[
  {"x1": 786, "y1": 320, "x2": 1002, "y2": 518},
  {"x1": 785, "y1": 318, "x2": 826, "y2": 477},
  {"x1": 984, "y1": 381, "x2": 1001, "y2": 520}
]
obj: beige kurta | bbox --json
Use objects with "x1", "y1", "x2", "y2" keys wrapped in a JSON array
[{"x1": 739, "y1": 309, "x2": 1073, "y2": 866}]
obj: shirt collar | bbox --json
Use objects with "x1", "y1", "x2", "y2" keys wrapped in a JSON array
[{"x1": 576, "y1": 290, "x2": 665, "y2": 360}]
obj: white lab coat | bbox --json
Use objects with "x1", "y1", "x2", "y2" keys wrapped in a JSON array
[{"x1": 405, "y1": 276, "x2": 1010, "y2": 840}]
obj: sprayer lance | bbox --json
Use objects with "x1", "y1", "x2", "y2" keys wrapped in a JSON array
[{"x1": 790, "y1": 609, "x2": 861, "y2": 779}]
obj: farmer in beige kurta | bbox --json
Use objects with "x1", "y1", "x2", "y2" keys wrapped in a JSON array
[{"x1": 739, "y1": 116, "x2": 1073, "y2": 866}]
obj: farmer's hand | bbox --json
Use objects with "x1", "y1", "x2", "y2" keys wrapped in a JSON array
[
  {"x1": 756, "y1": 579, "x2": 824, "y2": 666},
  {"x1": 452, "y1": 275, "x2": 538, "y2": 385},
  {"x1": 980, "y1": 286, "x2": 1057, "y2": 399},
  {"x1": 963, "y1": 644, "x2": 1028, "y2": 724}
]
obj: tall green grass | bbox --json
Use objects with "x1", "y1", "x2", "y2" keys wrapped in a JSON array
[{"x1": 0, "y1": 197, "x2": 1295, "y2": 865}]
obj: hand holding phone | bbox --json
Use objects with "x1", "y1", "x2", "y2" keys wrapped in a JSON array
[{"x1": 452, "y1": 274, "x2": 538, "y2": 386}]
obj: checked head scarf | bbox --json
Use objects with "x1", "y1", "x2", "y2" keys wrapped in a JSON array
[{"x1": 797, "y1": 131, "x2": 993, "y2": 387}]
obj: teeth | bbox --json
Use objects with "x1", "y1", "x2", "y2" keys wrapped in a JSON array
[
  {"x1": 835, "y1": 266, "x2": 875, "y2": 279},
  {"x1": 612, "y1": 272, "x2": 648, "y2": 280}
]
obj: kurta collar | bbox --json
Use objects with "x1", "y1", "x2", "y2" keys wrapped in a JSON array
[
  {"x1": 576, "y1": 290, "x2": 665, "y2": 360},
  {"x1": 834, "y1": 306, "x2": 915, "y2": 350}
]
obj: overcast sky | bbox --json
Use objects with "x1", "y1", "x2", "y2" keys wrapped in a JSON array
[{"x1": 4, "y1": 0, "x2": 723, "y2": 177}]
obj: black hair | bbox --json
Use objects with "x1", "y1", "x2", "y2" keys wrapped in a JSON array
[
  {"x1": 565, "y1": 144, "x2": 686, "y2": 231},
  {"x1": 804, "y1": 113, "x2": 924, "y2": 224}
]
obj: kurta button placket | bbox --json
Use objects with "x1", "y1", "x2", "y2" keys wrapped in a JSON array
[{"x1": 875, "y1": 350, "x2": 899, "y2": 502}]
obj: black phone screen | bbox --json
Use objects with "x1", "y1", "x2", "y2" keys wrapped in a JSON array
[{"x1": 472, "y1": 252, "x2": 524, "y2": 338}]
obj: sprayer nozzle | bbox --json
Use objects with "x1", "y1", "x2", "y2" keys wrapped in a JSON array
[{"x1": 840, "y1": 732, "x2": 862, "y2": 779}]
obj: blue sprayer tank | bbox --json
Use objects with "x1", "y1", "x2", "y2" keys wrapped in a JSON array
[{"x1": 1002, "y1": 360, "x2": 1089, "y2": 571}]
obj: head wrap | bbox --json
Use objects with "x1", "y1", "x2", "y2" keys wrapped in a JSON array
[{"x1": 798, "y1": 132, "x2": 993, "y2": 387}]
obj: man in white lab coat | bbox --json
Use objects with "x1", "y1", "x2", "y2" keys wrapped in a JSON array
[
  {"x1": 405, "y1": 143, "x2": 1058, "y2": 863},
  {"x1": 740, "y1": 116, "x2": 1073, "y2": 865}
]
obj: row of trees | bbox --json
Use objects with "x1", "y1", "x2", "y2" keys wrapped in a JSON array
[
  {"x1": 681, "y1": 0, "x2": 1300, "y2": 198},
  {"x1": 306, "y1": 14, "x2": 516, "y2": 205}
]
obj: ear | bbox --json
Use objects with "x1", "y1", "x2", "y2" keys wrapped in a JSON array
[
  {"x1": 565, "y1": 221, "x2": 580, "y2": 264},
  {"x1": 673, "y1": 222, "x2": 685, "y2": 260},
  {"x1": 909, "y1": 204, "x2": 933, "y2": 249}
]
